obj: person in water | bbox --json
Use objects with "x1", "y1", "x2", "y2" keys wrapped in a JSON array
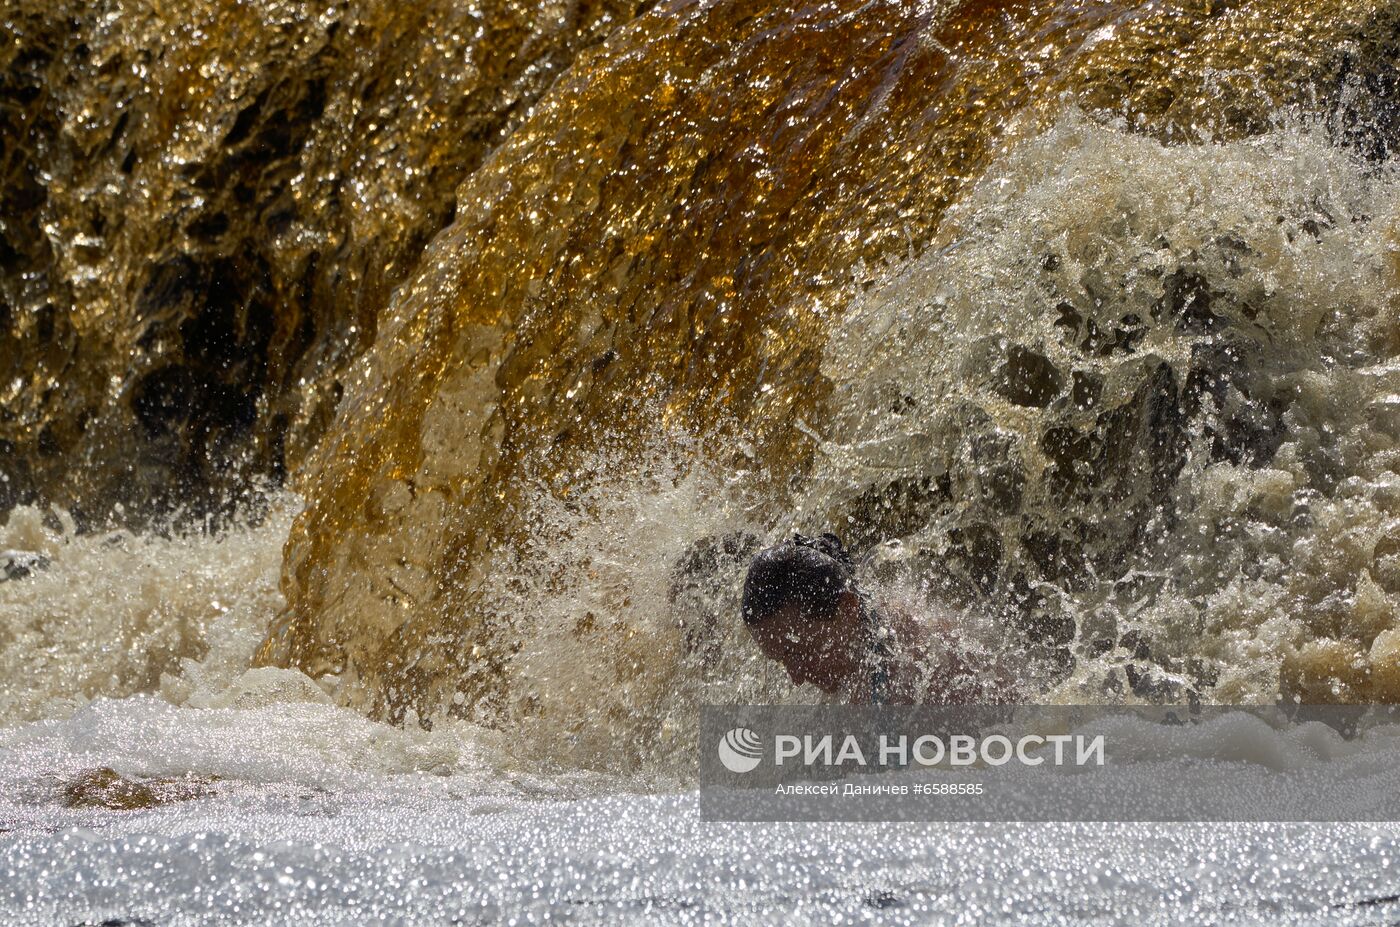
[{"x1": 741, "y1": 533, "x2": 997, "y2": 705}]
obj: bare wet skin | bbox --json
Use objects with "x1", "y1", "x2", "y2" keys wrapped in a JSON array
[{"x1": 745, "y1": 600, "x2": 867, "y2": 693}]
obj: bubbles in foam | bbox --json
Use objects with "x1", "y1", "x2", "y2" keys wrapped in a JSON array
[
  {"x1": 462, "y1": 433, "x2": 812, "y2": 774},
  {"x1": 11, "y1": 113, "x2": 1400, "y2": 788},
  {"x1": 375, "y1": 112, "x2": 1400, "y2": 768},
  {"x1": 812, "y1": 112, "x2": 1400, "y2": 705},
  {"x1": 0, "y1": 495, "x2": 299, "y2": 725}
]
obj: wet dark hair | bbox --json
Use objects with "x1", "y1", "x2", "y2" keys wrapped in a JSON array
[{"x1": 741, "y1": 533, "x2": 856, "y2": 624}]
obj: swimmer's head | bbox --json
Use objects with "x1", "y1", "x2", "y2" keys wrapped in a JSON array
[
  {"x1": 741, "y1": 534, "x2": 866, "y2": 691},
  {"x1": 741, "y1": 533, "x2": 855, "y2": 625}
]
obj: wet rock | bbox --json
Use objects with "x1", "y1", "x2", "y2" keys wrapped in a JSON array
[
  {"x1": 60, "y1": 767, "x2": 214, "y2": 811},
  {"x1": 1182, "y1": 341, "x2": 1285, "y2": 469},
  {"x1": 1053, "y1": 301, "x2": 1148, "y2": 356},
  {"x1": 1077, "y1": 606, "x2": 1119, "y2": 659},
  {"x1": 1184, "y1": 657, "x2": 1220, "y2": 690},
  {"x1": 1070, "y1": 370, "x2": 1103, "y2": 410},
  {"x1": 1008, "y1": 581, "x2": 1076, "y2": 648},
  {"x1": 1042, "y1": 361, "x2": 1187, "y2": 511},
  {"x1": 1112, "y1": 571, "x2": 1167, "y2": 605},
  {"x1": 843, "y1": 474, "x2": 951, "y2": 553},
  {"x1": 1021, "y1": 522, "x2": 1090, "y2": 589},
  {"x1": 963, "y1": 427, "x2": 1026, "y2": 517},
  {"x1": 944, "y1": 524, "x2": 1005, "y2": 600}
]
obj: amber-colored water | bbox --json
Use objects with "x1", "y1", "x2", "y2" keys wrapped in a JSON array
[
  {"x1": 7, "y1": 0, "x2": 1400, "y2": 757},
  {"x1": 263, "y1": 0, "x2": 1400, "y2": 725}
]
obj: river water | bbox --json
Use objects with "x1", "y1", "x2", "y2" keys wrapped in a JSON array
[
  {"x1": 2, "y1": 480, "x2": 1400, "y2": 923},
  {"x1": 9, "y1": 0, "x2": 1400, "y2": 920}
]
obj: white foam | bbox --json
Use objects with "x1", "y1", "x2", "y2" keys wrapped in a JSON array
[{"x1": 0, "y1": 497, "x2": 297, "y2": 725}]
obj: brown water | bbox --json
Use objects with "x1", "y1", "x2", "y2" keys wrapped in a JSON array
[{"x1": 6, "y1": 0, "x2": 1400, "y2": 774}]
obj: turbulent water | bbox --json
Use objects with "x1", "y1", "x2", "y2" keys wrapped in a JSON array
[
  {"x1": 257, "y1": 0, "x2": 1400, "y2": 724},
  {"x1": 816, "y1": 114, "x2": 1400, "y2": 707},
  {"x1": 9, "y1": 0, "x2": 1400, "y2": 921}
]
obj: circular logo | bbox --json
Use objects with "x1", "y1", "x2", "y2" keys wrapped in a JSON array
[{"x1": 717, "y1": 727, "x2": 763, "y2": 773}]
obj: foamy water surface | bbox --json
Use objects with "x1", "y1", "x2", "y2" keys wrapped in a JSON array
[
  {"x1": 10, "y1": 114, "x2": 1400, "y2": 923},
  {"x1": 2, "y1": 498, "x2": 1399, "y2": 925}
]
